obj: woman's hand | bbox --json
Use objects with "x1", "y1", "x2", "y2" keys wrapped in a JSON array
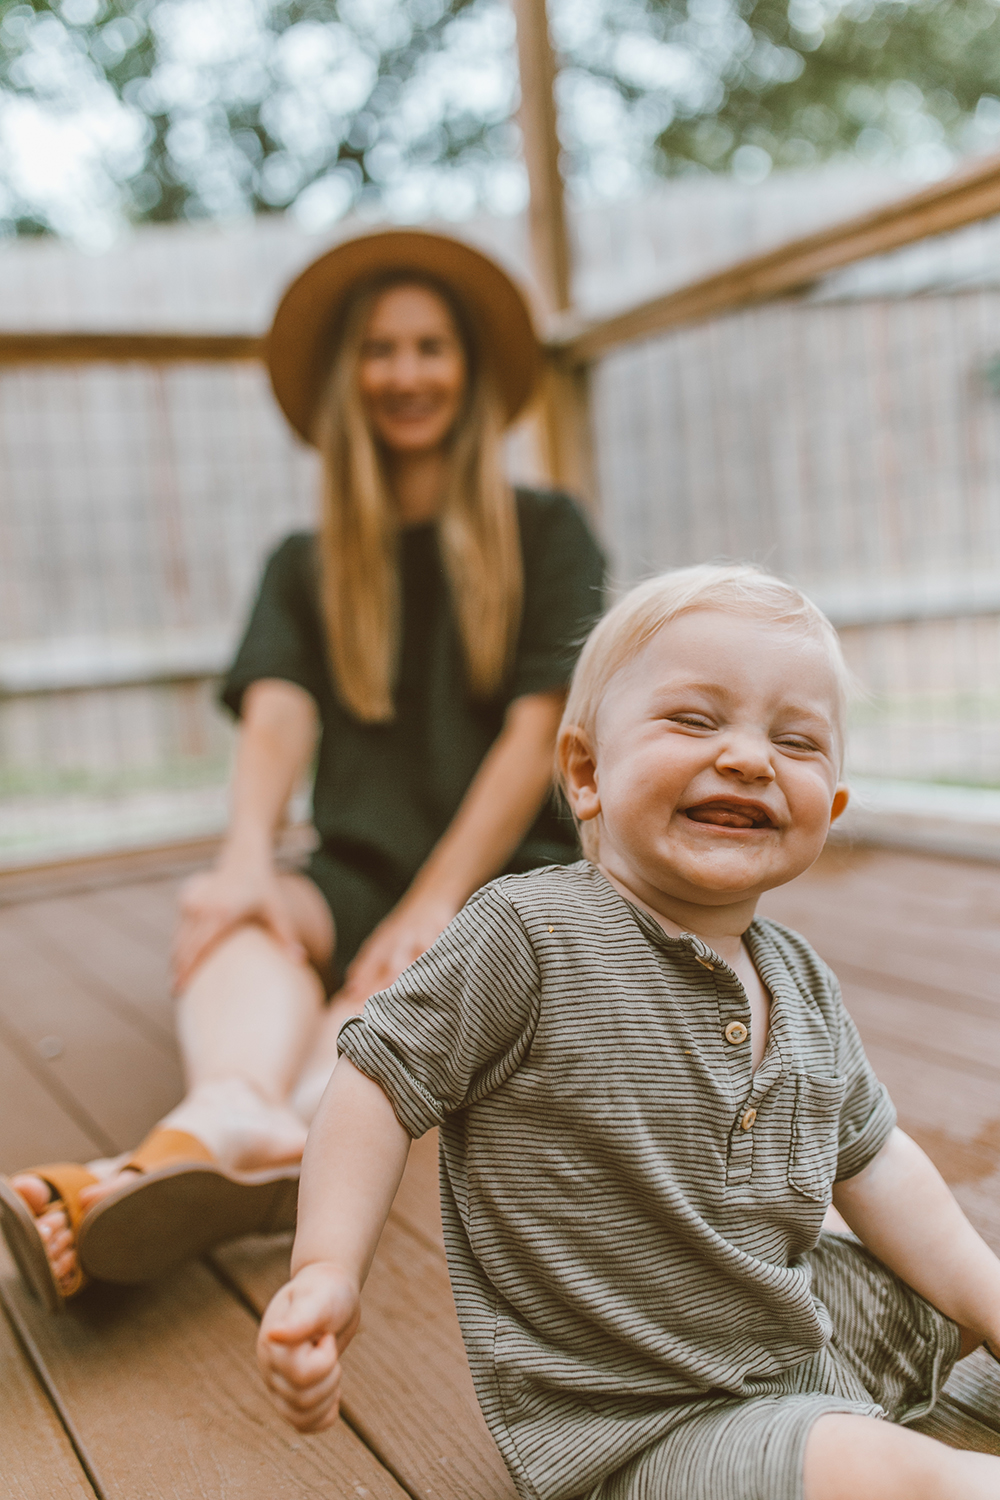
[
  {"x1": 172, "y1": 860, "x2": 306, "y2": 991},
  {"x1": 337, "y1": 895, "x2": 457, "y2": 1006},
  {"x1": 258, "y1": 1263, "x2": 360, "y2": 1433}
]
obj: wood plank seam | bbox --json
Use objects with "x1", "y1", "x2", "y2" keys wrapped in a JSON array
[
  {"x1": 0, "y1": 1010, "x2": 117, "y2": 1157},
  {"x1": 849, "y1": 1023, "x2": 1000, "y2": 1085},
  {"x1": 822, "y1": 960, "x2": 1000, "y2": 1023},
  {"x1": 0, "y1": 1293, "x2": 107, "y2": 1500},
  {"x1": 14, "y1": 911, "x2": 176, "y2": 1055},
  {"x1": 203, "y1": 1250, "x2": 427, "y2": 1500}
]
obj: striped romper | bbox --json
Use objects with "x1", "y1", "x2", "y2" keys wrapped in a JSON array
[{"x1": 338, "y1": 861, "x2": 960, "y2": 1500}]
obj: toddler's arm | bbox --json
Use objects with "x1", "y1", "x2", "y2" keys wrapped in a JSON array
[
  {"x1": 833, "y1": 1126, "x2": 1000, "y2": 1354},
  {"x1": 257, "y1": 1057, "x2": 411, "y2": 1431}
]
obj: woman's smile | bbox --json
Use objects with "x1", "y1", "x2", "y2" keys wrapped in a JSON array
[{"x1": 358, "y1": 283, "x2": 466, "y2": 456}]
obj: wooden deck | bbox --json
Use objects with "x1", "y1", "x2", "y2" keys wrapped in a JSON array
[{"x1": 2, "y1": 842, "x2": 1000, "y2": 1496}]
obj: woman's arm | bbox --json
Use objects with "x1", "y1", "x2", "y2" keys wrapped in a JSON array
[
  {"x1": 257, "y1": 1057, "x2": 410, "y2": 1431},
  {"x1": 833, "y1": 1127, "x2": 1000, "y2": 1352},
  {"x1": 338, "y1": 687, "x2": 565, "y2": 1003},
  {"x1": 173, "y1": 678, "x2": 319, "y2": 988}
]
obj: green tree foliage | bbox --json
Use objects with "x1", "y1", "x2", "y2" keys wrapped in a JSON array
[
  {"x1": 640, "y1": 0, "x2": 1000, "y2": 175},
  {"x1": 1, "y1": 0, "x2": 1000, "y2": 239}
]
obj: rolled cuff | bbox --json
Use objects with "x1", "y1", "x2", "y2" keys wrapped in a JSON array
[
  {"x1": 835, "y1": 1084, "x2": 897, "y2": 1181},
  {"x1": 337, "y1": 1015, "x2": 444, "y2": 1138}
]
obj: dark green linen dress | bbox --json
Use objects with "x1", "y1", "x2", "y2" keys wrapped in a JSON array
[{"x1": 221, "y1": 487, "x2": 605, "y2": 974}]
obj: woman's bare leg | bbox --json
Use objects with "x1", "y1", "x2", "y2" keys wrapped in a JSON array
[
  {"x1": 9, "y1": 871, "x2": 334, "y2": 1294},
  {"x1": 288, "y1": 994, "x2": 364, "y2": 1124},
  {"x1": 804, "y1": 1413, "x2": 1000, "y2": 1500}
]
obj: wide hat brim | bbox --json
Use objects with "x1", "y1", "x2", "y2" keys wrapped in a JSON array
[{"x1": 266, "y1": 229, "x2": 543, "y2": 443}]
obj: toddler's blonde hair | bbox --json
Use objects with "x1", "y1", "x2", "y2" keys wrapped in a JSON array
[{"x1": 558, "y1": 563, "x2": 851, "y2": 860}]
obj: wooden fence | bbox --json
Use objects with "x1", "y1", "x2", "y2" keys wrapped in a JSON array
[{"x1": 3, "y1": 137, "x2": 1000, "y2": 860}]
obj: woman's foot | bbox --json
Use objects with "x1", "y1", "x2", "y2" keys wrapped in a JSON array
[{"x1": 8, "y1": 1077, "x2": 308, "y2": 1298}]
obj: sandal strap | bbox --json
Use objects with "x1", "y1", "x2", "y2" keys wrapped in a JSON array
[
  {"x1": 31, "y1": 1163, "x2": 100, "y2": 1238},
  {"x1": 123, "y1": 1127, "x2": 215, "y2": 1174},
  {"x1": 29, "y1": 1161, "x2": 100, "y2": 1299}
]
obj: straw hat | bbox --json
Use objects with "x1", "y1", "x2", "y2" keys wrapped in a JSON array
[{"x1": 266, "y1": 229, "x2": 543, "y2": 443}]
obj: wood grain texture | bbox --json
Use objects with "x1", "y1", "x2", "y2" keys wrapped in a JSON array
[
  {"x1": 512, "y1": 0, "x2": 571, "y2": 317},
  {"x1": 0, "y1": 333, "x2": 264, "y2": 365},
  {"x1": 0, "y1": 1302, "x2": 97, "y2": 1499},
  {"x1": 214, "y1": 1219, "x2": 516, "y2": 1500},
  {"x1": 213, "y1": 1130, "x2": 515, "y2": 1500},
  {"x1": 0, "y1": 916, "x2": 183, "y2": 1155},
  {"x1": 0, "y1": 1244, "x2": 407, "y2": 1500},
  {"x1": 0, "y1": 1035, "x2": 104, "y2": 1175},
  {"x1": 560, "y1": 152, "x2": 1000, "y2": 363},
  {"x1": 11, "y1": 894, "x2": 177, "y2": 1047},
  {"x1": 0, "y1": 840, "x2": 219, "y2": 908}
]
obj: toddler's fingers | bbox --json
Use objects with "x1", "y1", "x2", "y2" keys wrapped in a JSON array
[
  {"x1": 264, "y1": 1331, "x2": 338, "y2": 1388},
  {"x1": 262, "y1": 1292, "x2": 335, "y2": 1347},
  {"x1": 266, "y1": 1359, "x2": 341, "y2": 1414}
]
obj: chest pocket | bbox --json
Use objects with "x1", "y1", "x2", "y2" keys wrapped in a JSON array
[{"x1": 788, "y1": 1073, "x2": 847, "y2": 1202}]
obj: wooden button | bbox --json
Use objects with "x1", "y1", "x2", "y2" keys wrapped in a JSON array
[
  {"x1": 740, "y1": 1108, "x2": 757, "y2": 1131},
  {"x1": 724, "y1": 1021, "x2": 748, "y2": 1045}
]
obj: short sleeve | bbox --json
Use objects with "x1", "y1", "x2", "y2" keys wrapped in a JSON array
[
  {"x1": 220, "y1": 534, "x2": 327, "y2": 717},
  {"x1": 337, "y1": 884, "x2": 541, "y2": 1137},
  {"x1": 508, "y1": 490, "x2": 606, "y2": 701},
  {"x1": 832, "y1": 978, "x2": 897, "y2": 1180}
]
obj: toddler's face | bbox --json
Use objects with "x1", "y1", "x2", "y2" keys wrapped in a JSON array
[{"x1": 573, "y1": 609, "x2": 848, "y2": 908}]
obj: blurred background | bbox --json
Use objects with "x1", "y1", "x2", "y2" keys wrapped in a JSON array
[{"x1": 4, "y1": 0, "x2": 1000, "y2": 868}]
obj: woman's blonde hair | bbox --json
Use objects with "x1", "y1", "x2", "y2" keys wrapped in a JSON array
[
  {"x1": 558, "y1": 563, "x2": 852, "y2": 859},
  {"x1": 312, "y1": 273, "x2": 523, "y2": 723}
]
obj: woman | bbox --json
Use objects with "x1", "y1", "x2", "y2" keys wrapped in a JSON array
[{"x1": 0, "y1": 230, "x2": 605, "y2": 1311}]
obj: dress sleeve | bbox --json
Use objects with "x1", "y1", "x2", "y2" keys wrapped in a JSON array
[
  {"x1": 219, "y1": 534, "x2": 326, "y2": 718},
  {"x1": 508, "y1": 491, "x2": 606, "y2": 701},
  {"x1": 337, "y1": 884, "x2": 541, "y2": 1137},
  {"x1": 832, "y1": 974, "x2": 897, "y2": 1180}
]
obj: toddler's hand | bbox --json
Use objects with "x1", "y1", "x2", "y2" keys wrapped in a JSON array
[{"x1": 257, "y1": 1262, "x2": 360, "y2": 1432}]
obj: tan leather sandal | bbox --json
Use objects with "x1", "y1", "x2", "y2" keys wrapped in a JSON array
[
  {"x1": 0, "y1": 1162, "x2": 99, "y2": 1313},
  {"x1": 77, "y1": 1126, "x2": 299, "y2": 1287}
]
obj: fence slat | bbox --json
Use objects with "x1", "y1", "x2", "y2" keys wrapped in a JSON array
[
  {"x1": 0, "y1": 333, "x2": 265, "y2": 364},
  {"x1": 558, "y1": 152, "x2": 1000, "y2": 364}
]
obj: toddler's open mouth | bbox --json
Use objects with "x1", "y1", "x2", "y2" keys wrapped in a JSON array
[{"x1": 684, "y1": 799, "x2": 776, "y2": 830}]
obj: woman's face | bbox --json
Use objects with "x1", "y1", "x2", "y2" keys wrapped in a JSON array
[{"x1": 358, "y1": 283, "x2": 467, "y2": 455}]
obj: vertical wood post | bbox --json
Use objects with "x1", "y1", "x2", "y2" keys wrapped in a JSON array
[
  {"x1": 512, "y1": 0, "x2": 571, "y2": 316},
  {"x1": 512, "y1": 0, "x2": 596, "y2": 509}
]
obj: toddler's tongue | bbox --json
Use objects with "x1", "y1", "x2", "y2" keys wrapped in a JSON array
[{"x1": 686, "y1": 803, "x2": 757, "y2": 829}]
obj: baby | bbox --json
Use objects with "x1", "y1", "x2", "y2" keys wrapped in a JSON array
[{"x1": 258, "y1": 564, "x2": 1000, "y2": 1500}]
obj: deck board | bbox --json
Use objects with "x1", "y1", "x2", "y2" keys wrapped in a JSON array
[
  {"x1": 0, "y1": 1246, "x2": 408, "y2": 1500},
  {"x1": 1, "y1": 840, "x2": 999, "y2": 1497},
  {"x1": 0, "y1": 916, "x2": 183, "y2": 1156},
  {"x1": 0, "y1": 1300, "x2": 97, "y2": 1499},
  {"x1": 10, "y1": 893, "x2": 177, "y2": 1046}
]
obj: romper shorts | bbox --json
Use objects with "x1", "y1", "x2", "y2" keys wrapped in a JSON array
[
  {"x1": 587, "y1": 1234, "x2": 961, "y2": 1500},
  {"x1": 306, "y1": 849, "x2": 400, "y2": 988}
]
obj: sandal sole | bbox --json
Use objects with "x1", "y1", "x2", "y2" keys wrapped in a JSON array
[
  {"x1": 78, "y1": 1163, "x2": 299, "y2": 1285},
  {"x1": 0, "y1": 1177, "x2": 67, "y2": 1315}
]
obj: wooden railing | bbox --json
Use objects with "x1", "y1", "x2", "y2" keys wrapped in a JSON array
[
  {"x1": 3, "y1": 149, "x2": 1000, "y2": 379},
  {"x1": 552, "y1": 149, "x2": 1000, "y2": 364},
  {"x1": 3, "y1": 148, "x2": 1000, "y2": 702}
]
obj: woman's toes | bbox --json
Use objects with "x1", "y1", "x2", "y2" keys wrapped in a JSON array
[
  {"x1": 9, "y1": 1173, "x2": 55, "y2": 1217},
  {"x1": 53, "y1": 1246, "x2": 78, "y2": 1283}
]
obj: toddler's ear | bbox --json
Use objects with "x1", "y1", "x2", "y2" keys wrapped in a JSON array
[
  {"x1": 558, "y1": 725, "x2": 601, "y2": 824},
  {"x1": 830, "y1": 784, "x2": 850, "y2": 823}
]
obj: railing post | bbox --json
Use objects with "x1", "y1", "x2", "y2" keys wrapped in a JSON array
[{"x1": 512, "y1": 0, "x2": 597, "y2": 510}]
